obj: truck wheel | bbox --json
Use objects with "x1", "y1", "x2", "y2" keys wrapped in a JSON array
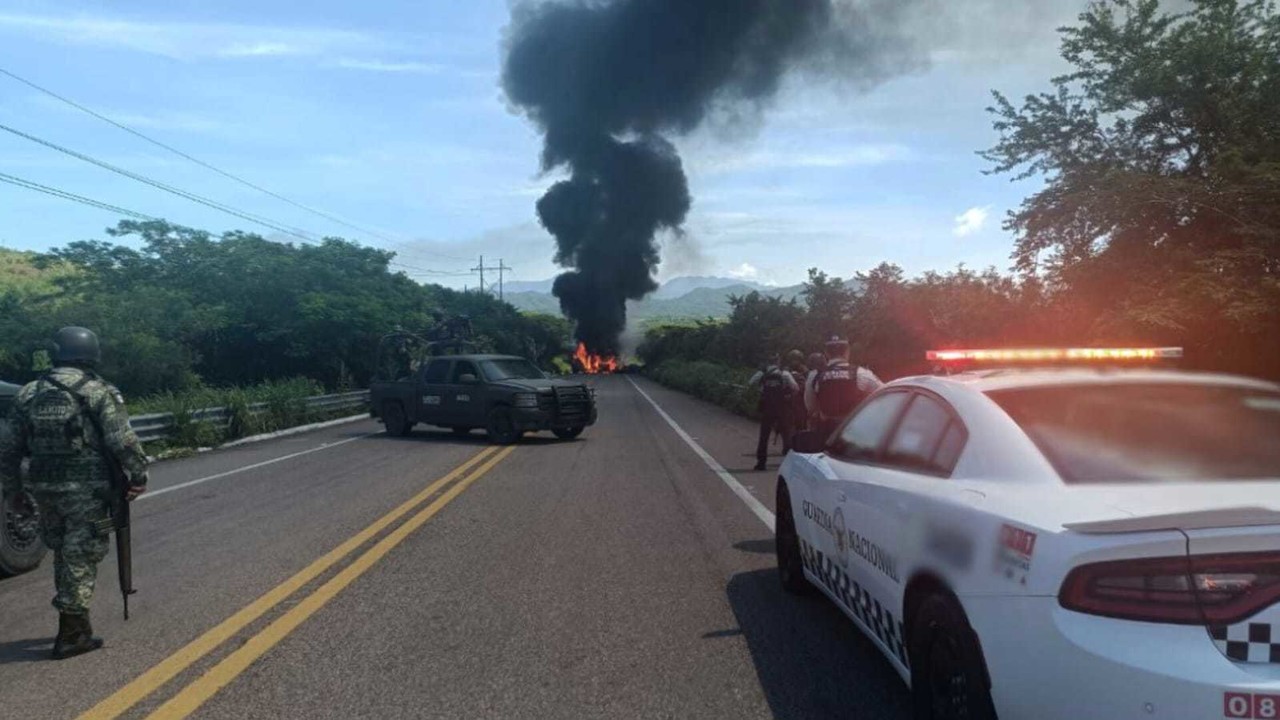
[
  {"x1": 909, "y1": 594, "x2": 996, "y2": 720},
  {"x1": 382, "y1": 402, "x2": 411, "y2": 437},
  {"x1": 552, "y1": 426, "x2": 584, "y2": 441},
  {"x1": 0, "y1": 495, "x2": 47, "y2": 577},
  {"x1": 486, "y1": 407, "x2": 522, "y2": 445}
]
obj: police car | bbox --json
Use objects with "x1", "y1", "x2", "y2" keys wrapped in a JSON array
[{"x1": 773, "y1": 348, "x2": 1280, "y2": 720}]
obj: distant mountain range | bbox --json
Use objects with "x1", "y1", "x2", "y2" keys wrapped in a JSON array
[{"x1": 503, "y1": 275, "x2": 829, "y2": 322}]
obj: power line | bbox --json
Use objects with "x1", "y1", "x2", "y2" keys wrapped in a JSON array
[
  {"x1": 0, "y1": 171, "x2": 156, "y2": 221},
  {"x1": 0, "y1": 169, "x2": 464, "y2": 278},
  {"x1": 0, "y1": 65, "x2": 409, "y2": 246},
  {"x1": 0, "y1": 121, "x2": 323, "y2": 242}
]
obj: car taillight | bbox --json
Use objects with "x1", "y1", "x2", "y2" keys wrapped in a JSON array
[{"x1": 1059, "y1": 552, "x2": 1280, "y2": 625}]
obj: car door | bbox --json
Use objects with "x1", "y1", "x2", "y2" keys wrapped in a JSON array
[
  {"x1": 829, "y1": 390, "x2": 967, "y2": 669},
  {"x1": 445, "y1": 359, "x2": 484, "y2": 427},
  {"x1": 811, "y1": 391, "x2": 911, "y2": 633},
  {"x1": 417, "y1": 359, "x2": 452, "y2": 424}
]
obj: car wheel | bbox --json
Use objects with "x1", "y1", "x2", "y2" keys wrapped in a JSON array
[
  {"x1": 774, "y1": 482, "x2": 813, "y2": 595},
  {"x1": 0, "y1": 494, "x2": 47, "y2": 577},
  {"x1": 909, "y1": 594, "x2": 996, "y2": 720},
  {"x1": 485, "y1": 407, "x2": 522, "y2": 445},
  {"x1": 451, "y1": 427, "x2": 473, "y2": 437},
  {"x1": 552, "y1": 426, "x2": 584, "y2": 441},
  {"x1": 382, "y1": 402, "x2": 411, "y2": 437}
]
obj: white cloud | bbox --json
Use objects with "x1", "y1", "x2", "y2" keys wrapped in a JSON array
[
  {"x1": 952, "y1": 206, "x2": 991, "y2": 237},
  {"x1": 0, "y1": 13, "x2": 385, "y2": 61},
  {"x1": 728, "y1": 262, "x2": 760, "y2": 280},
  {"x1": 333, "y1": 59, "x2": 449, "y2": 74}
]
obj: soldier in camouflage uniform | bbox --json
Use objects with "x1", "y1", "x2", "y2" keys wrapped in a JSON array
[{"x1": 0, "y1": 327, "x2": 148, "y2": 659}]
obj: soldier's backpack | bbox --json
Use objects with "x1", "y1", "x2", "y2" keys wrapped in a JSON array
[{"x1": 28, "y1": 376, "x2": 91, "y2": 456}]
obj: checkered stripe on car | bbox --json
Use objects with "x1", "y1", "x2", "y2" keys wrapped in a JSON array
[
  {"x1": 800, "y1": 539, "x2": 909, "y2": 668},
  {"x1": 1210, "y1": 614, "x2": 1280, "y2": 664}
]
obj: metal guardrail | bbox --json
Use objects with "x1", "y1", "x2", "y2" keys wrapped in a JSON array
[{"x1": 130, "y1": 391, "x2": 369, "y2": 443}]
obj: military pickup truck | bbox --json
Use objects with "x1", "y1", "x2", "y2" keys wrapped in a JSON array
[
  {"x1": 370, "y1": 354, "x2": 597, "y2": 444},
  {"x1": 0, "y1": 378, "x2": 48, "y2": 576}
]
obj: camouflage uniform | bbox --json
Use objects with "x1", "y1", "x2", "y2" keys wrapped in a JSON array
[{"x1": 0, "y1": 366, "x2": 148, "y2": 615}]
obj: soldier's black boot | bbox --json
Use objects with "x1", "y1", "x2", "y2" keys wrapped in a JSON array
[{"x1": 51, "y1": 612, "x2": 103, "y2": 660}]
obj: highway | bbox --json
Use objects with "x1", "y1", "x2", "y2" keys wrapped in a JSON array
[{"x1": 0, "y1": 375, "x2": 911, "y2": 719}]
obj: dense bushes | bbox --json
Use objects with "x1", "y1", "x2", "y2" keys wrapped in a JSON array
[{"x1": 647, "y1": 360, "x2": 760, "y2": 419}]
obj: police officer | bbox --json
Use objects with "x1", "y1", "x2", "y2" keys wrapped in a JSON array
[
  {"x1": 748, "y1": 355, "x2": 799, "y2": 471},
  {"x1": 805, "y1": 336, "x2": 883, "y2": 437},
  {"x1": 0, "y1": 327, "x2": 148, "y2": 659},
  {"x1": 785, "y1": 350, "x2": 809, "y2": 433}
]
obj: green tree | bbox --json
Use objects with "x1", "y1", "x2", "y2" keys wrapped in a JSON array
[{"x1": 983, "y1": 0, "x2": 1280, "y2": 376}]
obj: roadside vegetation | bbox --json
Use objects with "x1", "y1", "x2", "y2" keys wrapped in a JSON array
[{"x1": 0, "y1": 220, "x2": 574, "y2": 397}]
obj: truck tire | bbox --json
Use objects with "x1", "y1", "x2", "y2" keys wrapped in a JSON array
[
  {"x1": 486, "y1": 407, "x2": 522, "y2": 445},
  {"x1": 382, "y1": 402, "x2": 411, "y2": 437},
  {"x1": 0, "y1": 495, "x2": 47, "y2": 577},
  {"x1": 552, "y1": 426, "x2": 584, "y2": 441}
]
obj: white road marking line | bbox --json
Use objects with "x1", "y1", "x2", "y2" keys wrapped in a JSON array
[
  {"x1": 628, "y1": 376, "x2": 775, "y2": 531},
  {"x1": 138, "y1": 432, "x2": 380, "y2": 502}
]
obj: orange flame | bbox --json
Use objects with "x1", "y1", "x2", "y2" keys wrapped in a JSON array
[{"x1": 574, "y1": 342, "x2": 619, "y2": 374}]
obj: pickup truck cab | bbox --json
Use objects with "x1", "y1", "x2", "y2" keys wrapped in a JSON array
[{"x1": 370, "y1": 354, "x2": 597, "y2": 444}]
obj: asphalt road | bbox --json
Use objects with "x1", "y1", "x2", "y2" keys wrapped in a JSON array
[{"x1": 0, "y1": 375, "x2": 911, "y2": 719}]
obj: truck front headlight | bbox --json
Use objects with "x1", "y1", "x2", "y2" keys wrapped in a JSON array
[{"x1": 513, "y1": 393, "x2": 539, "y2": 408}]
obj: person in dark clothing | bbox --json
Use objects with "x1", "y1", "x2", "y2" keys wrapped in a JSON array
[
  {"x1": 805, "y1": 337, "x2": 883, "y2": 438},
  {"x1": 748, "y1": 357, "x2": 799, "y2": 471},
  {"x1": 785, "y1": 350, "x2": 809, "y2": 434}
]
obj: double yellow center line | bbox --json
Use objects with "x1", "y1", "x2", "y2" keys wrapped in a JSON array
[{"x1": 81, "y1": 445, "x2": 515, "y2": 720}]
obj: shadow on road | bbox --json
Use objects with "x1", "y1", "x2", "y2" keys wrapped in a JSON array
[
  {"x1": 732, "y1": 539, "x2": 775, "y2": 554},
  {"x1": 0, "y1": 637, "x2": 51, "y2": 665},
  {"x1": 724, "y1": 568, "x2": 912, "y2": 719}
]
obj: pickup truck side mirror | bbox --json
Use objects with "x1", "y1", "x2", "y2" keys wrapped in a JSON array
[
  {"x1": 791, "y1": 430, "x2": 827, "y2": 455},
  {"x1": 457, "y1": 373, "x2": 479, "y2": 385}
]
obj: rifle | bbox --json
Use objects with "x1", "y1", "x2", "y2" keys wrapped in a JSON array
[{"x1": 44, "y1": 374, "x2": 137, "y2": 620}]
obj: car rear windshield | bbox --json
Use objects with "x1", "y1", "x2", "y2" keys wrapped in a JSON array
[
  {"x1": 987, "y1": 383, "x2": 1280, "y2": 483},
  {"x1": 481, "y1": 359, "x2": 545, "y2": 381}
]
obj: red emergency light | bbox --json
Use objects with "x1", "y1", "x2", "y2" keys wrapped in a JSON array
[{"x1": 926, "y1": 347, "x2": 1184, "y2": 363}]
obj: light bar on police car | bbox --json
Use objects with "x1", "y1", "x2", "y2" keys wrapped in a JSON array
[{"x1": 926, "y1": 347, "x2": 1184, "y2": 362}]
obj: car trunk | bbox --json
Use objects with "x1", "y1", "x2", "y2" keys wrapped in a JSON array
[{"x1": 1063, "y1": 481, "x2": 1280, "y2": 667}]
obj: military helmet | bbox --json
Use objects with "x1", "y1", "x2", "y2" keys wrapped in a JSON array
[
  {"x1": 808, "y1": 352, "x2": 825, "y2": 370},
  {"x1": 786, "y1": 349, "x2": 805, "y2": 365},
  {"x1": 53, "y1": 326, "x2": 101, "y2": 366}
]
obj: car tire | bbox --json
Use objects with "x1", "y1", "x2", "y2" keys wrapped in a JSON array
[
  {"x1": 450, "y1": 427, "x2": 473, "y2": 437},
  {"x1": 774, "y1": 482, "x2": 813, "y2": 596},
  {"x1": 0, "y1": 495, "x2": 47, "y2": 577},
  {"x1": 908, "y1": 594, "x2": 997, "y2": 720},
  {"x1": 552, "y1": 426, "x2": 584, "y2": 441},
  {"x1": 486, "y1": 407, "x2": 522, "y2": 445},
  {"x1": 383, "y1": 402, "x2": 411, "y2": 437}
]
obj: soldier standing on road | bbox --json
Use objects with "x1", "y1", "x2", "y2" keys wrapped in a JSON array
[
  {"x1": 785, "y1": 350, "x2": 809, "y2": 434},
  {"x1": 806, "y1": 337, "x2": 883, "y2": 438},
  {"x1": 748, "y1": 355, "x2": 799, "y2": 471},
  {"x1": 0, "y1": 327, "x2": 148, "y2": 659}
]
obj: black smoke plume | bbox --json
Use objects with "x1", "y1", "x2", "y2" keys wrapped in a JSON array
[{"x1": 503, "y1": 0, "x2": 921, "y2": 353}]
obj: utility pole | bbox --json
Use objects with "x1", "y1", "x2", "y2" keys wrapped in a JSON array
[
  {"x1": 471, "y1": 256, "x2": 513, "y2": 300},
  {"x1": 472, "y1": 255, "x2": 486, "y2": 294},
  {"x1": 496, "y1": 258, "x2": 512, "y2": 302}
]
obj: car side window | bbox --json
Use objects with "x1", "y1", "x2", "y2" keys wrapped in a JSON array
[
  {"x1": 832, "y1": 391, "x2": 910, "y2": 462},
  {"x1": 451, "y1": 361, "x2": 478, "y2": 383},
  {"x1": 932, "y1": 422, "x2": 967, "y2": 474},
  {"x1": 883, "y1": 393, "x2": 960, "y2": 475},
  {"x1": 423, "y1": 360, "x2": 451, "y2": 384}
]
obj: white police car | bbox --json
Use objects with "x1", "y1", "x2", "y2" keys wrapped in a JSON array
[{"x1": 774, "y1": 348, "x2": 1280, "y2": 720}]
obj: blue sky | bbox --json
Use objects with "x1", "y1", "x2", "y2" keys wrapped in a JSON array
[{"x1": 0, "y1": 0, "x2": 1087, "y2": 289}]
